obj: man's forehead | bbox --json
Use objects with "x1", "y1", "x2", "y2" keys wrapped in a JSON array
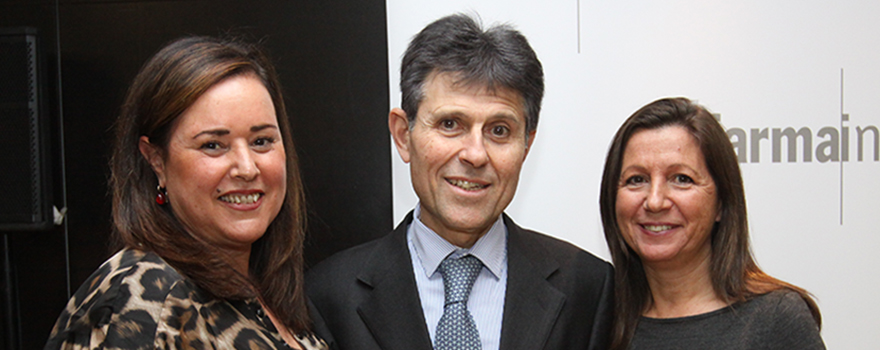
[
  {"x1": 427, "y1": 71, "x2": 520, "y2": 97},
  {"x1": 420, "y1": 71, "x2": 526, "y2": 116}
]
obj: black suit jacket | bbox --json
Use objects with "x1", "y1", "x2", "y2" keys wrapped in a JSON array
[{"x1": 306, "y1": 212, "x2": 614, "y2": 350}]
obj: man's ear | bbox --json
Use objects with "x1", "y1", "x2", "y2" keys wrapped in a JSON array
[
  {"x1": 388, "y1": 107, "x2": 412, "y2": 163},
  {"x1": 523, "y1": 129, "x2": 537, "y2": 159},
  {"x1": 138, "y1": 136, "x2": 167, "y2": 187}
]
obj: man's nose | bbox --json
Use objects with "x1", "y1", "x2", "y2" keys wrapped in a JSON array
[{"x1": 458, "y1": 129, "x2": 489, "y2": 168}]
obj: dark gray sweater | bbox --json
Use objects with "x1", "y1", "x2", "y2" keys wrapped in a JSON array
[{"x1": 629, "y1": 290, "x2": 825, "y2": 350}]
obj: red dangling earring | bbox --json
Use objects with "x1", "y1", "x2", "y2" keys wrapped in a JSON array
[{"x1": 156, "y1": 186, "x2": 168, "y2": 205}]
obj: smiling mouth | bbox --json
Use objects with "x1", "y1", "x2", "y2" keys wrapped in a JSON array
[
  {"x1": 219, "y1": 193, "x2": 262, "y2": 204},
  {"x1": 642, "y1": 224, "x2": 673, "y2": 233},
  {"x1": 446, "y1": 178, "x2": 488, "y2": 191}
]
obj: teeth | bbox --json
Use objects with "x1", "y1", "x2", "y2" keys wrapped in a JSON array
[
  {"x1": 220, "y1": 193, "x2": 261, "y2": 204},
  {"x1": 447, "y1": 179, "x2": 487, "y2": 191},
  {"x1": 644, "y1": 225, "x2": 672, "y2": 232}
]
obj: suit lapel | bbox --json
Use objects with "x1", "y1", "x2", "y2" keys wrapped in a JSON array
[
  {"x1": 356, "y1": 212, "x2": 434, "y2": 350},
  {"x1": 499, "y1": 215, "x2": 566, "y2": 350}
]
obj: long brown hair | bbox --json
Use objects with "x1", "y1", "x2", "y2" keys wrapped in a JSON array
[
  {"x1": 109, "y1": 36, "x2": 310, "y2": 333},
  {"x1": 599, "y1": 97, "x2": 821, "y2": 349}
]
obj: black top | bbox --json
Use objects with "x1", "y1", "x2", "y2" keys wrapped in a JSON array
[{"x1": 630, "y1": 290, "x2": 825, "y2": 350}]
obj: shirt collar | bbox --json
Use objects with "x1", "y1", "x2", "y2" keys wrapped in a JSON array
[{"x1": 410, "y1": 204, "x2": 507, "y2": 279}]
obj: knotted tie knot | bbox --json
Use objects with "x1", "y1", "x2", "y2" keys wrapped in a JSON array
[{"x1": 439, "y1": 254, "x2": 483, "y2": 304}]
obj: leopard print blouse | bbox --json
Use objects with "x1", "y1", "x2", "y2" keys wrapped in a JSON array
[{"x1": 45, "y1": 248, "x2": 327, "y2": 350}]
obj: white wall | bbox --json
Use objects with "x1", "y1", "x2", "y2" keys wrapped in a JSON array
[{"x1": 387, "y1": 1, "x2": 880, "y2": 348}]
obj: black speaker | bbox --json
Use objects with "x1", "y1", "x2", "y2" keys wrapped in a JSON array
[{"x1": 0, "y1": 28, "x2": 52, "y2": 231}]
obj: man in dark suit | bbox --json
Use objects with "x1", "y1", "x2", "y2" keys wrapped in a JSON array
[{"x1": 307, "y1": 13, "x2": 613, "y2": 350}]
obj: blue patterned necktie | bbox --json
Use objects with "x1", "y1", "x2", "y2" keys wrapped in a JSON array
[{"x1": 435, "y1": 254, "x2": 483, "y2": 350}]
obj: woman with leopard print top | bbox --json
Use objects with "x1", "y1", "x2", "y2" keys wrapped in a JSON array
[{"x1": 45, "y1": 36, "x2": 328, "y2": 350}]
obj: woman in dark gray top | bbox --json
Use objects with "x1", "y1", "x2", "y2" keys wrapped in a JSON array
[{"x1": 599, "y1": 97, "x2": 824, "y2": 349}]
